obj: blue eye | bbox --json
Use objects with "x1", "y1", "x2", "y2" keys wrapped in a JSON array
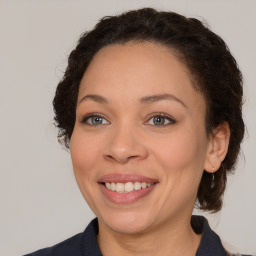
[
  {"x1": 82, "y1": 115, "x2": 109, "y2": 125},
  {"x1": 147, "y1": 114, "x2": 175, "y2": 126}
]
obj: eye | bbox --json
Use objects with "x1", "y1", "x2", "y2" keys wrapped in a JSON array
[
  {"x1": 82, "y1": 114, "x2": 110, "y2": 126},
  {"x1": 146, "y1": 113, "x2": 176, "y2": 126}
]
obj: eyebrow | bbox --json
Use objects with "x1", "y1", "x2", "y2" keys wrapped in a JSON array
[
  {"x1": 78, "y1": 94, "x2": 109, "y2": 104},
  {"x1": 140, "y1": 93, "x2": 187, "y2": 108},
  {"x1": 78, "y1": 93, "x2": 187, "y2": 108}
]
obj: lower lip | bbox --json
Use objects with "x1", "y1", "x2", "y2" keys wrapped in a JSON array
[{"x1": 99, "y1": 183, "x2": 156, "y2": 204}]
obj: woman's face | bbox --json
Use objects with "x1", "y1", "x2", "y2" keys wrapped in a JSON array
[{"x1": 70, "y1": 42, "x2": 211, "y2": 234}]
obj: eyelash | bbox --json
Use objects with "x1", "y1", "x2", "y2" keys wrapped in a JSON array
[
  {"x1": 146, "y1": 112, "x2": 176, "y2": 127},
  {"x1": 81, "y1": 113, "x2": 109, "y2": 126},
  {"x1": 81, "y1": 112, "x2": 176, "y2": 127}
]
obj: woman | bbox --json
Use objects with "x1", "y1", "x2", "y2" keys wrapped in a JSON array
[{"x1": 25, "y1": 8, "x2": 249, "y2": 256}]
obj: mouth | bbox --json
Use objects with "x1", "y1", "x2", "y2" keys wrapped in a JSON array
[
  {"x1": 98, "y1": 174, "x2": 158, "y2": 204},
  {"x1": 102, "y1": 181, "x2": 156, "y2": 193}
]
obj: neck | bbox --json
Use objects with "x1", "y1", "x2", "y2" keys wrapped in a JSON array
[{"x1": 97, "y1": 215, "x2": 202, "y2": 256}]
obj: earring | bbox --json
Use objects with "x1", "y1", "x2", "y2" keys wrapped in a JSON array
[{"x1": 211, "y1": 166, "x2": 215, "y2": 189}]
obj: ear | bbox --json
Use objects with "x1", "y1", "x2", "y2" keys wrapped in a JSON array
[{"x1": 204, "y1": 122, "x2": 230, "y2": 173}]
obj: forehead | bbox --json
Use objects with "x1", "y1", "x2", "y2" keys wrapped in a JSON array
[{"x1": 79, "y1": 41, "x2": 205, "y2": 109}]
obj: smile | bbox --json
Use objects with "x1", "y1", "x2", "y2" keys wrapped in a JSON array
[
  {"x1": 104, "y1": 182, "x2": 154, "y2": 193},
  {"x1": 98, "y1": 173, "x2": 158, "y2": 204}
]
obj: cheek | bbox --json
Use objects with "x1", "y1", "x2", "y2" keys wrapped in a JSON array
[
  {"x1": 159, "y1": 134, "x2": 204, "y2": 165},
  {"x1": 150, "y1": 130, "x2": 207, "y2": 212},
  {"x1": 152, "y1": 126, "x2": 208, "y2": 186},
  {"x1": 70, "y1": 129, "x2": 105, "y2": 212},
  {"x1": 70, "y1": 129, "x2": 101, "y2": 181}
]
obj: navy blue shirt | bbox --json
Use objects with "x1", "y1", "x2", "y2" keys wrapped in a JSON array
[{"x1": 23, "y1": 216, "x2": 250, "y2": 256}]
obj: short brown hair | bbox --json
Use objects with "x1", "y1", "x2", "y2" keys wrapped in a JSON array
[{"x1": 53, "y1": 8, "x2": 244, "y2": 212}]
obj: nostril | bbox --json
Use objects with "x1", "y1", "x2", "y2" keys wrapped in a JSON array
[
  {"x1": 127, "y1": 155, "x2": 138, "y2": 160},
  {"x1": 103, "y1": 136, "x2": 149, "y2": 163},
  {"x1": 104, "y1": 154, "x2": 115, "y2": 161}
]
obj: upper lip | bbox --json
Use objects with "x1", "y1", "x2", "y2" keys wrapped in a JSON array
[{"x1": 97, "y1": 173, "x2": 159, "y2": 183}]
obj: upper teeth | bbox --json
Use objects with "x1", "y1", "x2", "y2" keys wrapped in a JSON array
[{"x1": 105, "y1": 181, "x2": 153, "y2": 193}]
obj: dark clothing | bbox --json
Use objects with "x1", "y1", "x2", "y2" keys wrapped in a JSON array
[{"x1": 23, "y1": 215, "x2": 251, "y2": 256}]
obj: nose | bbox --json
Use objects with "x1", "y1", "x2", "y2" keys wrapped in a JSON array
[{"x1": 103, "y1": 125, "x2": 148, "y2": 164}]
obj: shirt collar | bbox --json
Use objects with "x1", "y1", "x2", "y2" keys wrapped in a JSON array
[
  {"x1": 192, "y1": 215, "x2": 227, "y2": 256},
  {"x1": 81, "y1": 215, "x2": 227, "y2": 256}
]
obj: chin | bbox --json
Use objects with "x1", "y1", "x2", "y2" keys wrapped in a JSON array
[{"x1": 98, "y1": 210, "x2": 154, "y2": 235}]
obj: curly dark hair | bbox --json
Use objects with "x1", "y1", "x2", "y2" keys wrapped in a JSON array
[{"x1": 53, "y1": 8, "x2": 244, "y2": 212}]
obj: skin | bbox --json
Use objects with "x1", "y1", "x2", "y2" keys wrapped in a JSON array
[{"x1": 70, "y1": 42, "x2": 230, "y2": 256}]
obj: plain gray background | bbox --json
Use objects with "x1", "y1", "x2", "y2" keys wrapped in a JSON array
[{"x1": 0, "y1": 0, "x2": 255, "y2": 255}]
